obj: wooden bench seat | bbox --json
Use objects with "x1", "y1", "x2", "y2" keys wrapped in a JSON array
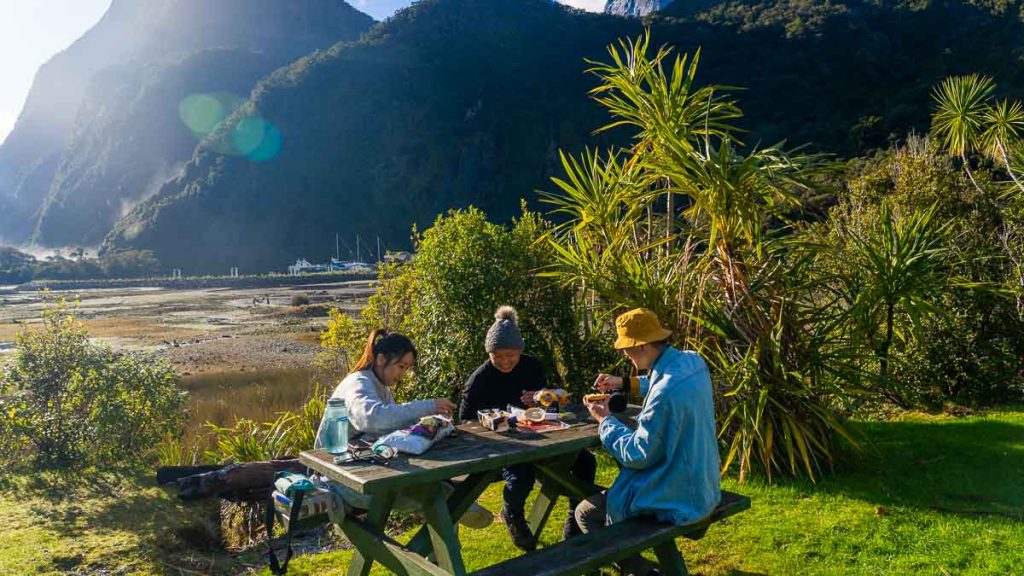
[{"x1": 470, "y1": 491, "x2": 750, "y2": 576}]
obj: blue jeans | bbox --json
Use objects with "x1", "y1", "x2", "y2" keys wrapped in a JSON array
[{"x1": 500, "y1": 450, "x2": 597, "y2": 516}]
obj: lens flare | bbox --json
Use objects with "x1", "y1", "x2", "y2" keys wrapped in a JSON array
[
  {"x1": 179, "y1": 94, "x2": 225, "y2": 135},
  {"x1": 179, "y1": 92, "x2": 281, "y2": 161}
]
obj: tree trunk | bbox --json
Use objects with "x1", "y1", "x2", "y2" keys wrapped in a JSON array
[{"x1": 878, "y1": 301, "x2": 897, "y2": 405}]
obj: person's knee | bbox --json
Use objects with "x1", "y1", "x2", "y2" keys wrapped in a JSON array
[{"x1": 574, "y1": 494, "x2": 602, "y2": 530}]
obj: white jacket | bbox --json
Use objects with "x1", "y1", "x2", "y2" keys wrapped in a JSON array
[{"x1": 324, "y1": 368, "x2": 435, "y2": 440}]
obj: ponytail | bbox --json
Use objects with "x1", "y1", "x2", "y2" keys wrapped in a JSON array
[{"x1": 350, "y1": 329, "x2": 418, "y2": 374}]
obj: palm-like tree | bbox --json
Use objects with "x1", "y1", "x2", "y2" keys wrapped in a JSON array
[
  {"x1": 931, "y1": 74, "x2": 1024, "y2": 195},
  {"x1": 980, "y1": 98, "x2": 1024, "y2": 193},
  {"x1": 544, "y1": 33, "x2": 856, "y2": 482},
  {"x1": 844, "y1": 202, "x2": 954, "y2": 405},
  {"x1": 930, "y1": 74, "x2": 994, "y2": 192}
]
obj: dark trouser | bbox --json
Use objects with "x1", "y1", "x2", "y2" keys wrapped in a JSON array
[
  {"x1": 501, "y1": 449, "x2": 598, "y2": 517},
  {"x1": 575, "y1": 491, "x2": 656, "y2": 576}
]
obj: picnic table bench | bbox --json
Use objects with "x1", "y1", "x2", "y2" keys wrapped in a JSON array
[{"x1": 299, "y1": 413, "x2": 749, "y2": 576}]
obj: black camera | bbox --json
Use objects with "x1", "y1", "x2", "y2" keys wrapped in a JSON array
[{"x1": 606, "y1": 388, "x2": 628, "y2": 413}]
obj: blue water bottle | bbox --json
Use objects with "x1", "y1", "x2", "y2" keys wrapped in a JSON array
[{"x1": 320, "y1": 398, "x2": 350, "y2": 456}]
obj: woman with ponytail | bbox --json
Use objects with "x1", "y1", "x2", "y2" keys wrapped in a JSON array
[
  {"x1": 326, "y1": 329, "x2": 455, "y2": 439},
  {"x1": 315, "y1": 329, "x2": 492, "y2": 529}
]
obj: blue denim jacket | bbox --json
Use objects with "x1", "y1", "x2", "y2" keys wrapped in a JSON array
[{"x1": 598, "y1": 346, "x2": 721, "y2": 525}]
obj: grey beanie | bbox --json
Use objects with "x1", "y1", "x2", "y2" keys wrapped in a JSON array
[{"x1": 485, "y1": 305, "x2": 524, "y2": 353}]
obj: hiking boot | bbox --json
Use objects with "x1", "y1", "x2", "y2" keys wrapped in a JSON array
[
  {"x1": 458, "y1": 502, "x2": 494, "y2": 529},
  {"x1": 562, "y1": 511, "x2": 583, "y2": 541},
  {"x1": 499, "y1": 507, "x2": 536, "y2": 551}
]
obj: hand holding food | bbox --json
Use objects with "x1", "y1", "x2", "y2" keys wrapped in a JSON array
[{"x1": 583, "y1": 392, "x2": 611, "y2": 421}]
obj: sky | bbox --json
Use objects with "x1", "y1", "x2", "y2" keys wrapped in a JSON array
[{"x1": 0, "y1": 0, "x2": 606, "y2": 145}]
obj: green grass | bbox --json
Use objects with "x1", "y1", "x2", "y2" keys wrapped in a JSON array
[
  {"x1": 0, "y1": 472, "x2": 249, "y2": 575},
  {"x1": 283, "y1": 409, "x2": 1024, "y2": 576},
  {"x1": 1, "y1": 410, "x2": 1021, "y2": 575}
]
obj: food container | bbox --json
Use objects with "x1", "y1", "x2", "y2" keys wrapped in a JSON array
[{"x1": 478, "y1": 409, "x2": 508, "y2": 431}]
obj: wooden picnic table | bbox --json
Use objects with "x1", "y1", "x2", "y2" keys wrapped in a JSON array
[
  {"x1": 300, "y1": 417, "x2": 605, "y2": 576},
  {"x1": 300, "y1": 411, "x2": 751, "y2": 576}
]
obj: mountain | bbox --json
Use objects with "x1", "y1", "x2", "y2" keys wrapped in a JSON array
[
  {"x1": 605, "y1": 0, "x2": 675, "y2": 17},
  {"x1": 104, "y1": 0, "x2": 630, "y2": 273},
  {"x1": 99, "y1": 0, "x2": 1024, "y2": 273},
  {"x1": 0, "y1": 0, "x2": 374, "y2": 246}
]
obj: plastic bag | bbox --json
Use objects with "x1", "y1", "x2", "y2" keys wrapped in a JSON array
[{"x1": 372, "y1": 415, "x2": 454, "y2": 455}]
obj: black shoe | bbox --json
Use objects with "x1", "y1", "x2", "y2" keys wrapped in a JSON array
[
  {"x1": 500, "y1": 507, "x2": 536, "y2": 551},
  {"x1": 562, "y1": 511, "x2": 583, "y2": 541}
]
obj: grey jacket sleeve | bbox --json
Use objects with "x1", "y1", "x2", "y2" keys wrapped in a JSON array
[{"x1": 340, "y1": 371, "x2": 436, "y2": 435}]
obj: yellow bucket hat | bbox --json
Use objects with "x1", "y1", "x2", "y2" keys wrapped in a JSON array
[{"x1": 613, "y1": 307, "x2": 672, "y2": 349}]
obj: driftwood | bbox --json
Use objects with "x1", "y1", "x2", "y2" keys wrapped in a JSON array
[{"x1": 157, "y1": 459, "x2": 308, "y2": 502}]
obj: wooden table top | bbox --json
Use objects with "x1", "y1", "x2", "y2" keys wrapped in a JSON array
[{"x1": 300, "y1": 417, "x2": 602, "y2": 495}]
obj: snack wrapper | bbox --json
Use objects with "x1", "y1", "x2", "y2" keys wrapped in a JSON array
[{"x1": 372, "y1": 415, "x2": 455, "y2": 455}]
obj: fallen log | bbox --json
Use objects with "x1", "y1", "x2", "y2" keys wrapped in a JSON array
[
  {"x1": 157, "y1": 459, "x2": 308, "y2": 501},
  {"x1": 157, "y1": 465, "x2": 224, "y2": 485}
]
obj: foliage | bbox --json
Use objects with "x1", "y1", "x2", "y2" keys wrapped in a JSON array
[
  {"x1": 205, "y1": 415, "x2": 299, "y2": 464},
  {"x1": 0, "y1": 247, "x2": 37, "y2": 284},
  {"x1": 0, "y1": 248, "x2": 164, "y2": 282},
  {"x1": 543, "y1": 32, "x2": 860, "y2": 482},
  {"x1": 0, "y1": 300, "x2": 186, "y2": 470},
  {"x1": 102, "y1": 0, "x2": 1024, "y2": 272},
  {"x1": 202, "y1": 385, "x2": 327, "y2": 463},
  {"x1": 931, "y1": 74, "x2": 1024, "y2": 193},
  {"x1": 321, "y1": 206, "x2": 616, "y2": 405},
  {"x1": 931, "y1": 73, "x2": 1024, "y2": 315},
  {"x1": 819, "y1": 140, "x2": 1024, "y2": 407},
  {"x1": 97, "y1": 250, "x2": 162, "y2": 278},
  {"x1": 829, "y1": 202, "x2": 956, "y2": 406}
]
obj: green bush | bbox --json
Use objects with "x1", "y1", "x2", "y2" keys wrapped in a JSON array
[
  {"x1": 821, "y1": 140, "x2": 1024, "y2": 407},
  {"x1": 543, "y1": 34, "x2": 861, "y2": 481},
  {"x1": 321, "y1": 206, "x2": 615, "y2": 405},
  {"x1": 98, "y1": 250, "x2": 161, "y2": 278},
  {"x1": 0, "y1": 300, "x2": 186, "y2": 470}
]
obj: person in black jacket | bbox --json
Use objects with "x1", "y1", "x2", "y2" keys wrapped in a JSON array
[{"x1": 459, "y1": 305, "x2": 597, "y2": 551}]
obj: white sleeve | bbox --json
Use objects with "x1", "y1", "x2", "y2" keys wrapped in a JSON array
[{"x1": 341, "y1": 372, "x2": 435, "y2": 435}]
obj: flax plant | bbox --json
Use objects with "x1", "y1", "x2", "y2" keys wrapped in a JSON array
[{"x1": 544, "y1": 33, "x2": 859, "y2": 481}]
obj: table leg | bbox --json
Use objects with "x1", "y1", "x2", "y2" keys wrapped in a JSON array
[
  {"x1": 344, "y1": 490, "x2": 396, "y2": 576},
  {"x1": 407, "y1": 470, "x2": 498, "y2": 556},
  {"x1": 535, "y1": 460, "x2": 602, "y2": 502},
  {"x1": 653, "y1": 541, "x2": 689, "y2": 576},
  {"x1": 526, "y1": 476, "x2": 562, "y2": 537},
  {"x1": 410, "y1": 483, "x2": 467, "y2": 575}
]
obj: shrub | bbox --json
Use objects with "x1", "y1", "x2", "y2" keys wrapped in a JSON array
[
  {"x1": 290, "y1": 293, "x2": 311, "y2": 307},
  {"x1": 543, "y1": 34, "x2": 859, "y2": 481},
  {"x1": 99, "y1": 249, "x2": 161, "y2": 278},
  {"x1": 0, "y1": 300, "x2": 186, "y2": 470},
  {"x1": 320, "y1": 206, "x2": 615, "y2": 405},
  {"x1": 821, "y1": 140, "x2": 1024, "y2": 407},
  {"x1": 203, "y1": 385, "x2": 327, "y2": 463}
]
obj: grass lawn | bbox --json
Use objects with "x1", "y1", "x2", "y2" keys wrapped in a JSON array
[{"x1": 1, "y1": 409, "x2": 1021, "y2": 575}]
